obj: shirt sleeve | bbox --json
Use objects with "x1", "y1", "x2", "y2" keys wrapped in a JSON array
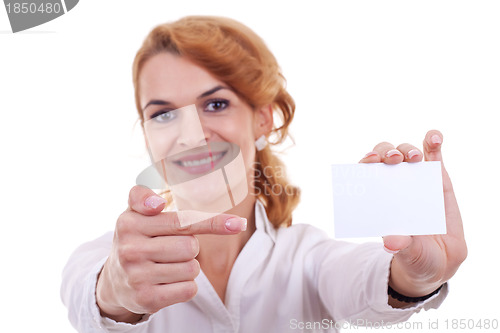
[
  {"x1": 60, "y1": 232, "x2": 154, "y2": 333},
  {"x1": 310, "y1": 239, "x2": 448, "y2": 326}
]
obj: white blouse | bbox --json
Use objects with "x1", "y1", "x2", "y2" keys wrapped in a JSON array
[{"x1": 61, "y1": 200, "x2": 447, "y2": 332}]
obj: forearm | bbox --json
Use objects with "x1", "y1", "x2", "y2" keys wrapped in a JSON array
[{"x1": 61, "y1": 232, "x2": 115, "y2": 331}]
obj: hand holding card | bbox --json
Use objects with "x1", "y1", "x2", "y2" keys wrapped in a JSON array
[{"x1": 351, "y1": 130, "x2": 467, "y2": 301}]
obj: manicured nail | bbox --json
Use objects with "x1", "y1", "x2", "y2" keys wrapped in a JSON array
[
  {"x1": 225, "y1": 217, "x2": 247, "y2": 232},
  {"x1": 407, "y1": 149, "x2": 421, "y2": 160},
  {"x1": 144, "y1": 195, "x2": 167, "y2": 209},
  {"x1": 431, "y1": 134, "x2": 442, "y2": 144},
  {"x1": 364, "y1": 151, "x2": 378, "y2": 158},
  {"x1": 383, "y1": 245, "x2": 400, "y2": 255},
  {"x1": 386, "y1": 149, "x2": 402, "y2": 158}
]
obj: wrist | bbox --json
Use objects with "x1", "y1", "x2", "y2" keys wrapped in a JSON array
[
  {"x1": 389, "y1": 256, "x2": 444, "y2": 297},
  {"x1": 388, "y1": 284, "x2": 443, "y2": 303},
  {"x1": 96, "y1": 292, "x2": 142, "y2": 323},
  {"x1": 95, "y1": 263, "x2": 144, "y2": 324}
]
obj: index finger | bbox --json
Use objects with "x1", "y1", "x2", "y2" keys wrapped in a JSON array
[
  {"x1": 423, "y1": 129, "x2": 443, "y2": 162},
  {"x1": 140, "y1": 211, "x2": 247, "y2": 236},
  {"x1": 373, "y1": 142, "x2": 404, "y2": 164}
]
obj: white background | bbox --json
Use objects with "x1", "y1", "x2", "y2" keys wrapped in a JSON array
[{"x1": 1, "y1": 1, "x2": 499, "y2": 332}]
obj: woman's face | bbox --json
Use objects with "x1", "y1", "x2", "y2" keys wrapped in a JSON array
[{"x1": 139, "y1": 52, "x2": 269, "y2": 208}]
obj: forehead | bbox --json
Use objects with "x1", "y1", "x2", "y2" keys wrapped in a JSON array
[{"x1": 139, "y1": 53, "x2": 223, "y2": 106}]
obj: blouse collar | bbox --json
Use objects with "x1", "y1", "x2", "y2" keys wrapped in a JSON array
[{"x1": 254, "y1": 199, "x2": 277, "y2": 243}]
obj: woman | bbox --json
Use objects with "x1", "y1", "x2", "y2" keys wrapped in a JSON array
[{"x1": 61, "y1": 16, "x2": 467, "y2": 332}]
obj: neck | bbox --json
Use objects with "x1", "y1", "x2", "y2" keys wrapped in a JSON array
[{"x1": 196, "y1": 193, "x2": 257, "y2": 274}]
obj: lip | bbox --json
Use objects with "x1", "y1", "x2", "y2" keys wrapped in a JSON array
[{"x1": 171, "y1": 150, "x2": 228, "y2": 175}]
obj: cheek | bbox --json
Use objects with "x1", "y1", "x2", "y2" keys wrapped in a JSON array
[
  {"x1": 208, "y1": 108, "x2": 257, "y2": 172},
  {"x1": 234, "y1": 133, "x2": 256, "y2": 182},
  {"x1": 144, "y1": 128, "x2": 178, "y2": 162},
  {"x1": 238, "y1": 117, "x2": 257, "y2": 173},
  {"x1": 225, "y1": 126, "x2": 255, "y2": 170}
]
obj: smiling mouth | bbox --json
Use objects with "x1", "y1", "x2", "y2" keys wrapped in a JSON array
[
  {"x1": 174, "y1": 151, "x2": 226, "y2": 167},
  {"x1": 171, "y1": 150, "x2": 228, "y2": 175}
]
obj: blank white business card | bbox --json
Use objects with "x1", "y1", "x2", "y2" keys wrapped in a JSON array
[{"x1": 331, "y1": 161, "x2": 447, "y2": 238}]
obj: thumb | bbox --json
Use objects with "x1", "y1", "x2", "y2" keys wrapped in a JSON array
[
  {"x1": 383, "y1": 235, "x2": 413, "y2": 254},
  {"x1": 128, "y1": 185, "x2": 167, "y2": 216}
]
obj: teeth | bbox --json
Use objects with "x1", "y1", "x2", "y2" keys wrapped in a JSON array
[{"x1": 180, "y1": 153, "x2": 223, "y2": 167}]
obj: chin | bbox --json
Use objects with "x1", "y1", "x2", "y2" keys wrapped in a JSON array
[{"x1": 171, "y1": 172, "x2": 233, "y2": 212}]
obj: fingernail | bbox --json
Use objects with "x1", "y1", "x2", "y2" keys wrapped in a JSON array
[
  {"x1": 431, "y1": 134, "x2": 442, "y2": 144},
  {"x1": 144, "y1": 195, "x2": 167, "y2": 209},
  {"x1": 225, "y1": 217, "x2": 247, "y2": 232},
  {"x1": 383, "y1": 245, "x2": 400, "y2": 255},
  {"x1": 364, "y1": 151, "x2": 378, "y2": 158},
  {"x1": 407, "y1": 149, "x2": 421, "y2": 160},
  {"x1": 386, "y1": 149, "x2": 402, "y2": 158}
]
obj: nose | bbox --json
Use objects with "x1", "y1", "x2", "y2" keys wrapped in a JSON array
[{"x1": 176, "y1": 105, "x2": 210, "y2": 147}]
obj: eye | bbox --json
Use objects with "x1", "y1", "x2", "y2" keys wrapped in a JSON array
[
  {"x1": 205, "y1": 99, "x2": 229, "y2": 112},
  {"x1": 150, "y1": 110, "x2": 177, "y2": 123}
]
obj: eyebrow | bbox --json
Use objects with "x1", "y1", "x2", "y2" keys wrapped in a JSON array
[{"x1": 142, "y1": 85, "x2": 229, "y2": 112}]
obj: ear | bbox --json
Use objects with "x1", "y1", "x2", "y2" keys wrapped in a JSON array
[{"x1": 253, "y1": 104, "x2": 274, "y2": 139}]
